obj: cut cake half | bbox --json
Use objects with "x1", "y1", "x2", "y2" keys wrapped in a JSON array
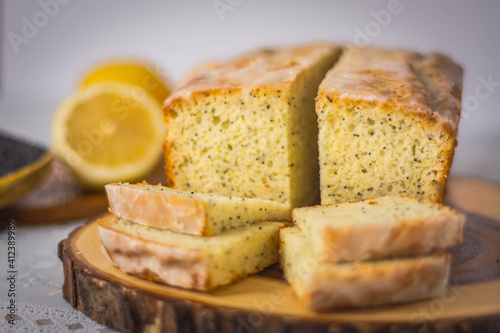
[
  {"x1": 316, "y1": 47, "x2": 463, "y2": 204},
  {"x1": 163, "y1": 44, "x2": 342, "y2": 208}
]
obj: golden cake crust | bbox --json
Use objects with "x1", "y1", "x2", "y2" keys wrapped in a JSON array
[
  {"x1": 317, "y1": 47, "x2": 463, "y2": 135},
  {"x1": 165, "y1": 44, "x2": 338, "y2": 106}
]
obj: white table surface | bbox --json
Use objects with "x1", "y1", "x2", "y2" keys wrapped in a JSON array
[{"x1": 0, "y1": 220, "x2": 116, "y2": 332}]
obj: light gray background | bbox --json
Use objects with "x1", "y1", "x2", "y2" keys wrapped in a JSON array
[{"x1": 1, "y1": 0, "x2": 499, "y2": 183}]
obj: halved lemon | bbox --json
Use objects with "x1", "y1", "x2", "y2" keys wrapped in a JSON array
[
  {"x1": 52, "y1": 82, "x2": 165, "y2": 189},
  {"x1": 79, "y1": 60, "x2": 171, "y2": 105}
]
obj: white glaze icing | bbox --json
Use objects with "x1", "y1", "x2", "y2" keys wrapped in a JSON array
[
  {"x1": 98, "y1": 225, "x2": 209, "y2": 290},
  {"x1": 166, "y1": 44, "x2": 338, "y2": 102},
  {"x1": 319, "y1": 47, "x2": 462, "y2": 132}
]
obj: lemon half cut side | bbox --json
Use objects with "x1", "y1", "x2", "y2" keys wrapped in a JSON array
[{"x1": 52, "y1": 82, "x2": 165, "y2": 189}]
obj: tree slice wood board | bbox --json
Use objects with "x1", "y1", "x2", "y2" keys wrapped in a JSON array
[{"x1": 58, "y1": 178, "x2": 500, "y2": 333}]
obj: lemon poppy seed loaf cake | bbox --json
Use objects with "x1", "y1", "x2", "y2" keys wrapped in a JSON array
[
  {"x1": 293, "y1": 196, "x2": 465, "y2": 263},
  {"x1": 280, "y1": 227, "x2": 451, "y2": 311},
  {"x1": 106, "y1": 182, "x2": 291, "y2": 236},
  {"x1": 98, "y1": 216, "x2": 286, "y2": 290},
  {"x1": 163, "y1": 44, "x2": 342, "y2": 208},
  {"x1": 316, "y1": 47, "x2": 463, "y2": 204}
]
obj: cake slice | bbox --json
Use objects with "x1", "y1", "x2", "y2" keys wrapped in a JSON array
[
  {"x1": 316, "y1": 47, "x2": 463, "y2": 204},
  {"x1": 106, "y1": 182, "x2": 291, "y2": 236},
  {"x1": 163, "y1": 44, "x2": 342, "y2": 208},
  {"x1": 280, "y1": 227, "x2": 450, "y2": 311},
  {"x1": 98, "y1": 216, "x2": 286, "y2": 290},
  {"x1": 293, "y1": 196, "x2": 465, "y2": 263}
]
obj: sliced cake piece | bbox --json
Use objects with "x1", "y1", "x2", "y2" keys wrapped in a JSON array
[
  {"x1": 106, "y1": 182, "x2": 290, "y2": 236},
  {"x1": 293, "y1": 196, "x2": 465, "y2": 263},
  {"x1": 316, "y1": 47, "x2": 463, "y2": 204},
  {"x1": 98, "y1": 216, "x2": 286, "y2": 291},
  {"x1": 163, "y1": 44, "x2": 342, "y2": 208},
  {"x1": 280, "y1": 227, "x2": 450, "y2": 311}
]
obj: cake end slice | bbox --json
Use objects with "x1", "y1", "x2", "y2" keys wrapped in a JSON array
[
  {"x1": 280, "y1": 227, "x2": 450, "y2": 311},
  {"x1": 293, "y1": 196, "x2": 465, "y2": 263}
]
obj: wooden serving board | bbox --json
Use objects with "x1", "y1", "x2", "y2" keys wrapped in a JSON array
[{"x1": 58, "y1": 178, "x2": 500, "y2": 333}]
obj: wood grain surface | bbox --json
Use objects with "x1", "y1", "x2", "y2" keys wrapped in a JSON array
[{"x1": 58, "y1": 178, "x2": 500, "y2": 332}]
